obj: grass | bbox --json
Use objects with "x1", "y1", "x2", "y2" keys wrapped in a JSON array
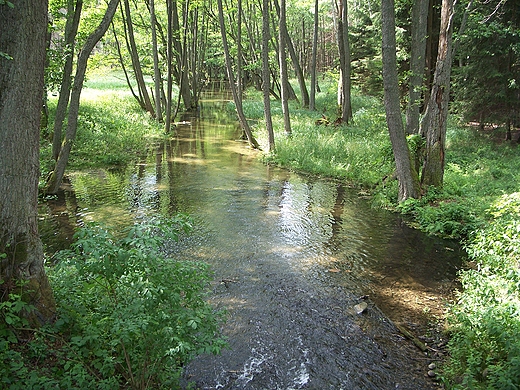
[{"x1": 41, "y1": 72, "x2": 164, "y2": 180}]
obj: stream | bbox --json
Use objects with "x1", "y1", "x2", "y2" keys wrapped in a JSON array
[{"x1": 39, "y1": 94, "x2": 463, "y2": 389}]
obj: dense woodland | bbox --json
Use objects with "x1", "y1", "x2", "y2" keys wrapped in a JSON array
[{"x1": 1, "y1": 0, "x2": 520, "y2": 388}]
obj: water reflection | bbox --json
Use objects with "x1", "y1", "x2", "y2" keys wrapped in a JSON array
[{"x1": 39, "y1": 97, "x2": 462, "y2": 389}]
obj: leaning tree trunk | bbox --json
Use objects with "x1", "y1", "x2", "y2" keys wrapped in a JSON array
[
  {"x1": 122, "y1": 0, "x2": 154, "y2": 116},
  {"x1": 420, "y1": 0, "x2": 455, "y2": 188},
  {"x1": 381, "y1": 0, "x2": 420, "y2": 201},
  {"x1": 216, "y1": 0, "x2": 259, "y2": 148},
  {"x1": 273, "y1": 0, "x2": 310, "y2": 108},
  {"x1": 45, "y1": 0, "x2": 120, "y2": 194},
  {"x1": 0, "y1": 0, "x2": 56, "y2": 325},
  {"x1": 165, "y1": 0, "x2": 174, "y2": 132},
  {"x1": 52, "y1": 0, "x2": 83, "y2": 161},
  {"x1": 150, "y1": 0, "x2": 163, "y2": 122}
]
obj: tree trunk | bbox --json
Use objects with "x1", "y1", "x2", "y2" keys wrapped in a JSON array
[
  {"x1": 122, "y1": 0, "x2": 154, "y2": 116},
  {"x1": 381, "y1": 0, "x2": 420, "y2": 201},
  {"x1": 337, "y1": 0, "x2": 352, "y2": 124},
  {"x1": 279, "y1": 0, "x2": 292, "y2": 135},
  {"x1": 237, "y1": 0, "x2": 244, "y2": 100},
  {"x1": 171, "y1": 0, "x2": 194, "y2": 111},
  {"x1": 150, "y1": 0, "x2": 163, "y2": 122},
  {"x1": 216, "y1": 0, "x2": 259, "y2": 148},
  {"x1": 262, "y1": 0, "x2": 275, "y2": 152},
  {"x1": 420, "y1": 0, "x2": 455, "y2": 188},
  {"x1": 52, "y1": 0, "x2": 83, "y2": 161},
  {"x1": 0, "y1": 0, "x2": 56, "y2": 324},
  {"x1": 45, "y1": 0, "x2": 120, "y2": 194},
  {"x1": 309, "y1": 0, "x2": 319, "y2": 111},
  {"x1": 273, "y1": 0, "x2": 310, "y2": 108},
  {"x1": 165, "y1": 0, "x2": 174, "y2": 132},
  {"x1": 405, "y1": 0, "x2": 428, "y2": 136}
]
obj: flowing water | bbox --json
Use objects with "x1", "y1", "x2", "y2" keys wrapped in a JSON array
[{"x1": 40, "y1": 95, "x2": 463, "y2": 389}]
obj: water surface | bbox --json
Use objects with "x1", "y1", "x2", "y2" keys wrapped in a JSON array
[{"x1": 40, "y1": 99, "x2": 462, "y2": 389}]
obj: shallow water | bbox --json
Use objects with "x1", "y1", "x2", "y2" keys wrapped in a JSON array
[{"x1": 40, "y1": 98, "x2": 462, "y2": 389}]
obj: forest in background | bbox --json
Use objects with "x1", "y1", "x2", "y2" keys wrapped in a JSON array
[{"x1": 1, "y1": 0, "x2": 519, "y2": 388}]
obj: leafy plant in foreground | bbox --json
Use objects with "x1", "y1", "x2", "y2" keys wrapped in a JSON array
[
  {"x1": 443, "y1": 193, "x2": 520, "y2": 389},
  {"x1": 1, "y1": 216, "x2": 226, "y2": 389}
]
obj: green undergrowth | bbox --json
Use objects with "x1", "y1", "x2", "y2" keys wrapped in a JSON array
[
  {"x1": 41, "y1": 85, "x2": 163, "y2": 182},
  {"x1": 242, "y1": 75, "x2": 520, "y2": 389},
  {"x1": 1, "y1": 216, "x2": 226, "y2": 389},
  {"x1": 242, "y1": 77, "x2": 395, "y2": 189}
]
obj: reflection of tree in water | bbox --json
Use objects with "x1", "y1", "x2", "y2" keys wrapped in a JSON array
[{"x1": 39, "y1": 180, "x2": 80, "y2": 257}]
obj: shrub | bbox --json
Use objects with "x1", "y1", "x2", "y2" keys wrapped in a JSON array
[
  {"x1": 0, "y1": 216, "x2": 226, "y2": 389},
  {"x1": 443, "y1": 193, "x2": 520, "y2": 389}
]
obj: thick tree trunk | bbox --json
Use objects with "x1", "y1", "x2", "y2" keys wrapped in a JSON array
[
  {"x1": 216, "y1": 0, "x2": 259, "y2": 148},
  {"x1": 0, "y1": 0, "x2": 56, "y2": 324},
  {"x1": 52, "y1": 0, "x2": 83, "y2": 161},
  {"x1": 45, "y1": 0, "x2": 120, "y2": 194},
  {"x1": 420, "y1": 0, "x2": 455, "y2": 188},
  {"x1": 405, "y1": 0, "x2": 428, "y2": 136},
  {"x1": 262, "y1": 0, "x2": 275, "y2": 152},
  {"x1": 381, "y1": 0, "x2": 420, "y2": 201}
]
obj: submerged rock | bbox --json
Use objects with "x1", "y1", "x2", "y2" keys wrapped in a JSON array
[{"x1": 354, "y1": 301, "x2": 368, "y2": 315}]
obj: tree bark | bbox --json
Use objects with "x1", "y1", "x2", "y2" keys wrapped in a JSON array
[
  {"x1": 150, "y1": 0, "x2": 163, "y2": 122},
  {"x1": 216, "y1": 0, "x2": 259, "y2": 148},
  {"x1": 45, "y1": 0, "x2": 120, "y2": 194},
  {"x1": 279, "y1": 0, "x2": 292, "y2": 135},
  {"x1": 405, "y1": 0, "x2": 428, "y2": 136},
  {"x1": 309, "y1": 0, "x2": 319, "y2": 111},
  {"x1": 52, "y1": 0, "x2": 83, "y2": 161},
  {"x1": 122, "y1": 0, "x2": 154, "y2": 116},
  {"x1": 165, "y1": 0, "x2": 174, "y2": 132},
  {"x1": 262, "y1": 0, "x2": 275, "y2": 152},
  {"x1": 273, "y1": 0, "x2": 310, "y2": 108},
  {"x1": 0, "y1": 0, "x2": 56, "y2": 324},
  {"x1": 381, "y1": 0, "x2": 420, "y2": 201},
  {"x1": 337, "y1": 0, "x2": 352, "y2": 123},
  {"x1": 420, "y1": 0, "x2": 455, "y2": 187}
]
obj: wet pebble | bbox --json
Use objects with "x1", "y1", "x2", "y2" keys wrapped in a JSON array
[{"x1": 353, "y1": 301, "x2": 368, "y2": 314}]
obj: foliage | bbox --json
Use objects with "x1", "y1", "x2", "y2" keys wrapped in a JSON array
[
  {"x1": 0, "y1": 217, "x2": 226, "y2": 389},
  {"x1": 247, "y1": 76, "x2": 394, "y2": 188},
  {"x1": 451, "y1": 0, "x2": 520, "y2": 128},
  {"x1": 41, "y1": 81, "x2": 163, "y2": 180},
  {"x1": 443, "y1": 193, "x2": 520, "y2": 389}
]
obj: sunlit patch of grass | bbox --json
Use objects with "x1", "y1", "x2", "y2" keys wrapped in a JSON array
[
  {"x1": 248, "y1": 80, "x2": 394, "y2": 189},
  {"x1": 42, "y1": 72, "x2": 164, "y2": 175}
]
